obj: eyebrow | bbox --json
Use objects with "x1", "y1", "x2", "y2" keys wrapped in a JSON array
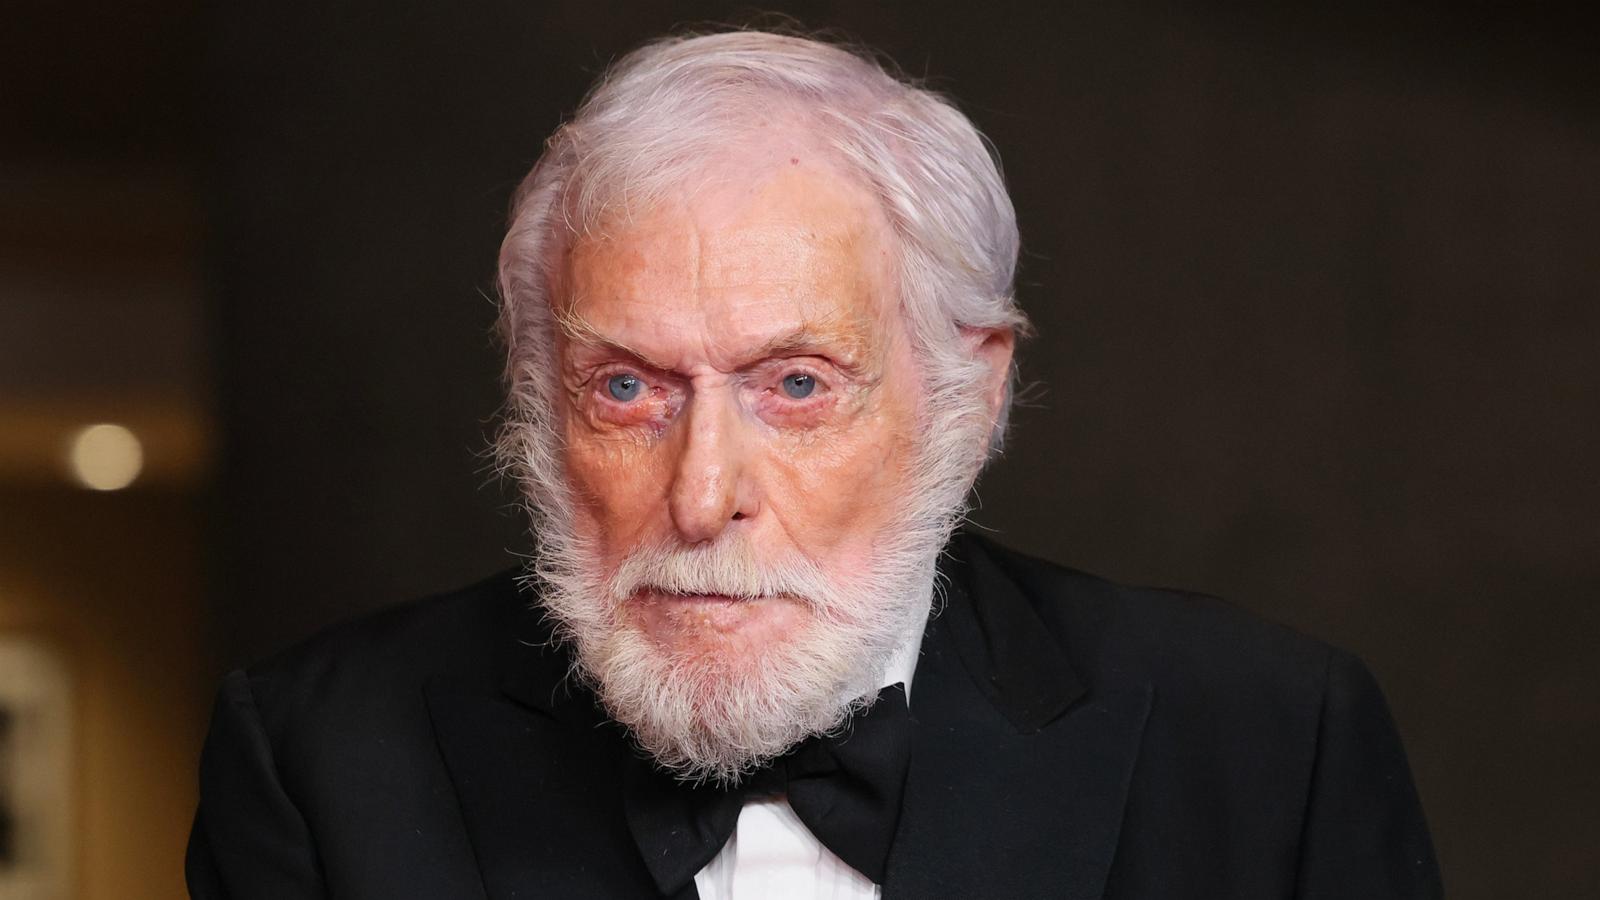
[
  {"x1": 746, "y1": 324, "x2": 873, "y2": 368},
  {"x1": 557, "y1": 308, "x2": 876, "y2": 374},
  {"x1": 556, "y1": 308, "x2": 670, "y2": 369}
]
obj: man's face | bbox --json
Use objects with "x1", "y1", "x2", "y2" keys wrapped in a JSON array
[{"x1": 554, "y1": 156, "x2": 924, "y2": 674}]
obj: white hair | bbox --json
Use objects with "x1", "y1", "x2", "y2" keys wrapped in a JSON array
[
  {"x1": 493, "y1": 29, "x2": 1029, "y2": 782},
  {"x1": 497, "y1": 29, "x2": 1027, "y2": 499}
]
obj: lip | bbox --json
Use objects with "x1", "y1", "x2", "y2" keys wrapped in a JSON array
[
  {"x1": 635, "y1": 589, "x2": 752, "y2": 604},
  {"x1": 630, "y1": 588, "x2": 800, "y2": 640}
]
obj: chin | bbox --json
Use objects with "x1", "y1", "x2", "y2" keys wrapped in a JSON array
[
  {"x1": 590, "y1": 615, "x2": 863, "y2": 783},
  {"x1": 529, "y1": 501, "x2": 951, "y2": 782}
]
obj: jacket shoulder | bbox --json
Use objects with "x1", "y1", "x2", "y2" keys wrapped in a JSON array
[
  {"x1": 191, "y1": 572, "x2": 534, "y2": 898},
  {"x1": 238, "y1": 569, "x2": 530, "y2": 742},
  {"x1": 960, "y1": 536, "x2": 1441, "y2": 896},
  {"x1": 963, "y1": 533, "x2": 1339, "y2": 708}
]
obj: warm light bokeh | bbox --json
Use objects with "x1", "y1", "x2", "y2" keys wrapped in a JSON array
[{"x1": 67, "y1": 424, "x2": 144, "y2": 491}]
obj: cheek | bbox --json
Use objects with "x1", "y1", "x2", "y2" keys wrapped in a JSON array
[
  {"x1": 764, "y1": 399, "x2": 921, "y2": 551},
  {"x1": 563, "y1": 422, "x2": 672, "y2": 550},
  {"x1": 764, "y1": 332, "x2": 928, "y2": 557}
]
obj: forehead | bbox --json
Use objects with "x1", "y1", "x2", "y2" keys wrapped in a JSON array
[{"x1": 557, "y1": 158, "x2": 897, "y2": 367}]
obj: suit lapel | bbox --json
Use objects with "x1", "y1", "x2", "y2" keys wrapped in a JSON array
[
  {"x1": 424, "y1": 599, "x2": 681, "y2": 899},
  {"x1": 884, "y1": 536, "x2": 1153, "y2": 900}
]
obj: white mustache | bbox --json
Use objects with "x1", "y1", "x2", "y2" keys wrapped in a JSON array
[{"x1": 607, "y1": 537, "x2": 839, "y2": 607}]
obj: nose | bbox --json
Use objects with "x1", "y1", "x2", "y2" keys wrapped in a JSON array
[{"x1": 668, "y1": 390, "x2": 757, "y2": 543}]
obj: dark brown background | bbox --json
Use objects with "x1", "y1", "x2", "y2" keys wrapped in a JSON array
[{"x1": 4, "y1": 1, "x2": 1596, "y2": 897}]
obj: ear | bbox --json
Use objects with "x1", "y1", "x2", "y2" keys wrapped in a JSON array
[{"x1": 960, "y1": 324, "x2": 1016, "y2": 429}]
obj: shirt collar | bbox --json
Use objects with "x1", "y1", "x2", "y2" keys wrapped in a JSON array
[{"x1": 878, "y1": 585, "x2": 931, "y2": 702}]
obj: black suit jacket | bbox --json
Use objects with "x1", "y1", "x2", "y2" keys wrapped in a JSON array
[{"x1": 186, "y1": 532, "x2": 1442, "y2": 898}]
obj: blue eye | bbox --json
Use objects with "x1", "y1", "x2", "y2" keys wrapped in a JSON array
[
  {"x1": 606, "y1": 373, "x2": 642, "y2": 401},
  {"x1": 780, "y1": 373, "x2": 816, "y2": 399}
]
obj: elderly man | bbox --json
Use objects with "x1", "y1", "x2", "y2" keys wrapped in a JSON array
[{"x1": 187, "y1": 30, "x2": 1442, "y2": 900}]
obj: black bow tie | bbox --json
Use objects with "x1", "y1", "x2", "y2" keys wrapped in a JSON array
[{"x1": 623, "y1": 684, "x2": 913, "y2": 895}]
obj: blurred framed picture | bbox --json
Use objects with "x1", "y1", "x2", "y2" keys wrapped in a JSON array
[{"x1": 0, "y1": 637, "x2": 73, "y2": 900}]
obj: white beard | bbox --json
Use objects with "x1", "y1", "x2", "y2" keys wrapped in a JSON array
[
  {"x1": 516, "y1": 364, "x2": 991, "y2": 785},
  {"x1": 532, "y1": 514, "x2": 944, "y2": 785}
]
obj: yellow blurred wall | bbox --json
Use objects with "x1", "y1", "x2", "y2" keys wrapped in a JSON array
[{"x1": 0, "y1": 488, "x2": 210, "y2": 900}]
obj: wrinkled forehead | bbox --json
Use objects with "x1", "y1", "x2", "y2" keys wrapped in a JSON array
[
  {"x1": 550, "y1": 146, "x2": 902, "y2": 362},
  {"x1": 573, "y1": 160, "x2": 888, "y2": 280}
]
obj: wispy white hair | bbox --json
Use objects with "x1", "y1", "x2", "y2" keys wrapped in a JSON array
[{"x1": 495, "y1": 29, "x2": 1028, "y2": 517}]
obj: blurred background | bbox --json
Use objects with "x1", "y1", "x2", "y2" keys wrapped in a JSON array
[{"x1": 1, "y1": 1, "x2": 1596, "y2": 897}]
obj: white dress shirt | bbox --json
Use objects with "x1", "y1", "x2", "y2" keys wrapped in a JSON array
[{"x1": 692, "y1": 629, "x2": 923, "y2": 900}]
